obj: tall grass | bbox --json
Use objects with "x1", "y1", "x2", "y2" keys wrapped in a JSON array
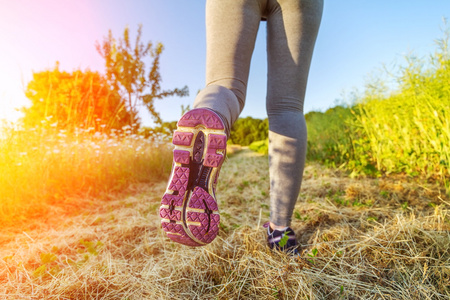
[
  {"x1": 305, "y1": 30, "x2": 450, "y2": 188},
  {"x1": 355, "y1": 48, "x2": 450, "y2": 180},
  {"x1": 0, "y1": 121, "x2": 172, "y2": 226}
]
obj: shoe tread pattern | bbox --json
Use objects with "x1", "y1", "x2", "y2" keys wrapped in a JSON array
[
  {"x1": 161, "y1": 222, "x2": 202, "y2": 247},
  {"x1": 161, "y1": 108, "x2": 226, "y2": 246},
  {"x1": 187, "y1": 212, "x2": 220, "y2": 244},
  {"x1": 178, "y1": 109, "x2": 225, "y2": 130},
  {"x1": 159, "y1": 208, "x2": 181, "y2": 220},
  {"x1": 173, "y1": 150, "x2": 190, "y2": 164},
  {"x1": 172, "y1": 131, "x2": 194, "y2": 146},
  {"x1": 168, "y1": 167, "x2": 189, "y2": 195}
]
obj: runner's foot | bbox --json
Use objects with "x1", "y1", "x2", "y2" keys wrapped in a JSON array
[
  {"x1": 264, "y1": 222, "x2": 299, "y2": 255},
  {"x1": 160, "y1": 108, "x2": 227, "y2": 246}
]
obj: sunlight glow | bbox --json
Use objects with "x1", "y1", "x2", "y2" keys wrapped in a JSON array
[{"x1": 0, "y1": 0, "x2": 101, "y2": 123}]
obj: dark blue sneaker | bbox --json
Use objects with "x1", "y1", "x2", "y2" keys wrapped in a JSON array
[{"x1": 264, "y1": 222, "x2": 299, "y2": 255}]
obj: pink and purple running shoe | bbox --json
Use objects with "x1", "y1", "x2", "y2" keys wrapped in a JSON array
[{"x1": 159, "y1": 108, "x2": 227, "y2": 246}]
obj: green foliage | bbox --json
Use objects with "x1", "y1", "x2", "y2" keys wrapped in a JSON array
[
  {"x1": 22, "y1": 63, "x2": 133, "y2": 131},
  {"x1": 79, "y1": 239, "x2": 103, "y2": 256},
  {"x1": 230, "y1": 117, "x2": 268, "y2": 146},
  {"x1": 96, "y1": 24, "x2": 189, "y2": 125},
  {"x1": 40, "y1": 253, "x2": 57, "y2": 264},
  {"x1": 278, "y1": 232, "x2": 289, "y2": 248},
  {"x1": 350, "y1": 30, "x2": 450, "y2": 181},
  {"x1": 307, "y1": 248, "x2": 319, "y2": 264},
  {"x1": 305, "y1": 28, "x2": 450, "y2": 188},
  {"x1": 305, "y1": 106, "x2": 359, "y2": 170},
  {"x1": 33, "y1": 252, "x2": 59, "y2": 278},
  {"x1": 249, "y1": 139, "x2": 268, "y2": 155}
]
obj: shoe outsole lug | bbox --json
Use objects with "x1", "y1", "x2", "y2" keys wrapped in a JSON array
[
  {"x1": 161, "y1": 194, "x2": 183, "y2": 207},
  {"x1": 172, "y1": 131, "x2": 194, "y2": 146},
  {"x1": 177, "y1": 109, "x2": 225, "y2": 130},
  {"x1": 173, "y1": 150, "x2": 190, "y2": 164}
]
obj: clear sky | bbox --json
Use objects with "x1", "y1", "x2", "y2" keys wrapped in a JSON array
[{"x1": 1, "y1": 0, "x2": 449, "y2": 126}]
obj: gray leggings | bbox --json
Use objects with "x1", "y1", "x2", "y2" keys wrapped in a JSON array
[{"x1": 193, "y1": 0, "x2": 323, "y2": 226}]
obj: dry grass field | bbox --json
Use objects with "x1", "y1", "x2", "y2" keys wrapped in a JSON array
[{"x1": 1, "y1": 148, "x2": 449, "y2": 299}]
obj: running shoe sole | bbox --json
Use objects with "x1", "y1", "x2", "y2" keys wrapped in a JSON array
[{"x1": 160, "y1": 108, "x2": 227, "y2": 246}]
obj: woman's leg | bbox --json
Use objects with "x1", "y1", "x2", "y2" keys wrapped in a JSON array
[
  {"x1": 193, "y1": 0, "x2": 266, "y2": 135},
  {"x1": 161, "y1": 0, "x2": 268, "y2": 247},
  {"x1": 266, "y1": 0, "x2": 323, "y2": 228}
]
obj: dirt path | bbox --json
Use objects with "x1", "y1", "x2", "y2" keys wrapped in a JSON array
[{"x1": 1, "y1": 149, "x2": 449, "y2": 299}]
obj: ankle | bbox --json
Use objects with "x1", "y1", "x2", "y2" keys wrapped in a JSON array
[{"x1": 269, "y1": 222, "x2": 289, "y2": 232}]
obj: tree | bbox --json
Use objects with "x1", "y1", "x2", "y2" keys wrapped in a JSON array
[
  {"x1": 22, "y1": 62, "x2": 134, "y2": 131},
  {"x1": 96, "y1": 25, "x2": 189, "y2": 125}
]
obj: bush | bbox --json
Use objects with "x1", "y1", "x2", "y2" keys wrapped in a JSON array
[
  {"x1": 230, "y1": 117, "x2": 268, "y2": 146},
  {"x1": 248, "y1": 139, "x2": 269, "y2": 155},
  {"x1": 305, "y1": 30, "x2": 450, "y2": 187}
]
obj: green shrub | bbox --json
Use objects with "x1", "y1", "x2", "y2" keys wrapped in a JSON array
[
  {"x1": 305, "y1": 30, "x2": 450, "y2": 187},
  {"x1": 230, "y1": 117, "x2": 268, "y2": 146},
  {"x1": 249, "y1": 139, "x2": 269, "y2": 155}
]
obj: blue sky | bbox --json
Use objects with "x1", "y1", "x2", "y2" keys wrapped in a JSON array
[{"x1": 0, "y1": 0, "x2": 449, "y2": 126}]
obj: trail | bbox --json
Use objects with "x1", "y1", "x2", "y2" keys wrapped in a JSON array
[{"x1": 1, "y1": 149, "x2": 449, "y2": 299}]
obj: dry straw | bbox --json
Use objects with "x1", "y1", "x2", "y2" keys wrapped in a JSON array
[{"x1": 1, "y1": 150, "x2": 448, "y2": 299}]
